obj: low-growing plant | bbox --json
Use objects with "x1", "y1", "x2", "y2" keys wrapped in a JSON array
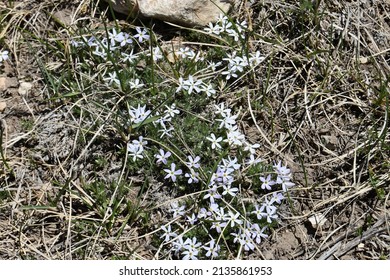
[{"x1": 35, "y1": 12, "x2": 299, "y2": 259}]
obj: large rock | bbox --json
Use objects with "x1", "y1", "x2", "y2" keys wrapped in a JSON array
[{"x1": 105, "y1": 0, "x2": 232, "y2": 26}]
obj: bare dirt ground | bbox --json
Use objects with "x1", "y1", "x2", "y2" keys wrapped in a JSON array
[{"x1": 0, "y1": 0, "x2": 389, "y2": 259}]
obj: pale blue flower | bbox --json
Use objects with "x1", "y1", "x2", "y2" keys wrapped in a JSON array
[
  {"x1": 271, "y1": 192, "x2": 285, "y2": 204},
  {"x1": 246, "y1": 154, "x2": 262, "y2": 165},
  {"x1": 164, "y1": 103, "x2": 180, "y2": 118},
  {"x1": 155, "y1": 149, "x2": 171, "y2": 165},
  {"x1": 203, "y1": 239, "x2": 220, "y2": 258},
  {"x1": 103, "y1": 72, "x2": 120, "y2": 86},
  {"x1": 204, "y1": 22, "x2": 223, "y2": 35},
  {"x1": 129, "y1": 104, "x2": 151, "y2": 124},
  {"x1": 183, "y1": 75, "x2": 202, "y2": 94},
  {"x1": 169, "y1": 202, "x2": 186, "y2": 218},
  {"x1": 203, "y1": 186, "x2": 222, "y2": 203},
  {"x1": 259, "y1": 174, "x2": 275, "y2": 190},
  {"x1": 185, "y1": 171, "x2": 199, "y2": 184},
  {"x1": 216, "y1": 167, "x2": 234, "y2": 184},
  {"x1": 250, "y1": 223, "x2": 268, "y2": 244},
  {"x1": 181, "y1": 249, "x2": 198, "y2": 260},
  {"x1": 134, "y1": 27, "x2": 150, "y2": 43},
  {"x1": 0, "y1": 50, "x2": 9, "y2": 62},
  {"x1": 210, "y1": 217, "x2": 227, "y2": 233},
  {"x1": 228, "y1": 211, "x2": 243, "y2": 228},
  {"x1": 202, "y1": 83, "x2": 216, "y2": 96},
  {"x1": 131, "y1": 136, "x2": 147, "y2": 149},
  {"x1": 222, "y1": 184, "x2": 239, "y2": 196},
  {"x1": 186, "y1": 213, "x2": 197, "y2": 225},
  {"x1": 206, "y1": 133, "x2": 223, "y2": 150},
  {"x1": 252, "y1": 204, "x2": 266, "y2": 220},
  {"x1": 158, "y1": 123, "x2": 174, "y2": 138},
  {"x1": 244, "y1": 142, "x2": 261, "y2": 154},
  {"x1": 129, "y1": 78, "x2": 144, "y2": 89},
  {"x1": 197, "y1": 207, "x2": 212, "y2": 219},
  {"x1": 216, "y1": 112, "x2": 237, "y2": 129},
  {"x1": 121, "y1": 49, "x2": 138, "y2": 63},
  {"x1": 186, "y1": 155, "x2": 201, "y2": 169},
  {"x1": 222, "y1": 156, "x2": 241, "y2": 170},
  {"x1": 127, "y1": 143, "x2": 144, "y2": 161},
  {"x1": 164, "y1": 163, "x2": 182, "y2": 182},
  {"x1": 149, "y1": 47, "x2": 163, "y2": 61},
  {"x1": 171, "y1": 235, "x2": 185, "y2": 255},
  {"x1": 280, "y1": 179, "x2": 295, "y2": 192},
  {"x1": 182, "y1": 237, "x2": 202, "y2": 260},
  {"x1": 184, "y1": 237, "x2": 202, "y2": 251},
  {"x1": 160, "y1": 224, "x2": 177, "y2": 242},
  {"x1": 249, "y1": 50, "x2": 265, "y2": 66}
]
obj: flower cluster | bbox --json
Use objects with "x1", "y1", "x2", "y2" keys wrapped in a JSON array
[
  {"x1": 209, "y1": 102, "x2": 262, "y2": 163},
  {"x1": 129, "y1": 104, "x2": 151, "y2": 125},
  {"x1": 71, "y1": 27, "x2": 149, "y2": 51},
  {"x1": 204, "y1": 15, "x2": 247, "y2": 42},
  {"x1": 161, "y1": 220, "x2": 221, "y2": 260},
  {"x1": 174, "y1": 46, "x2": 203, "y2": 62},
  {"x1": 158, "y1": 157, "x2": 293, "y2": 259},
  {"x1": 220, "y1": 50, "x2": 266, "y2": 80},
  {"x1": 127, "y1": 136, "x2": 148, "y2": 161},
  {"x1": 155, "y1": 151, "x2": 202, "y2": 185},
  {"x1": 153, "y1": 103, "x2": 181, "y2": 139},
  {"x1": 154, "y1": 136, "x2": 293, "y2": 259},
  {"x1": 176, "y1": 75, "x2": 216, "y2": 96},
  {"x1": 123, "y1": 103, "x2": 293, "y2": 259},
  {"x1": 71, "y1": 27, "x2": 152, "y2": 89},
  {"x1": 64, "y1": 13, "x2": 295, "y2": 260},
  {"x1": 203, "y1": 16, "x2": 265, "y2": 80}
]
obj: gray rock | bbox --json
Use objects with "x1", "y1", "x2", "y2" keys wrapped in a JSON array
[{"x1": 105, "y1": 0, "x2": 232, "y2": 26}]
